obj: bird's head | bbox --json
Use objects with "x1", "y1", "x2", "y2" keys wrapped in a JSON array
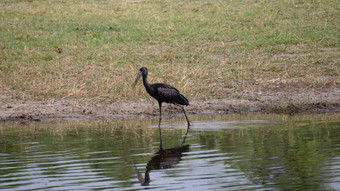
[
  {"x1": 132, "y1": 67, "x2": 148, "y2": 88},
  {"x1": 139, "y1": 67, "x2": 148, "y2": 76}
]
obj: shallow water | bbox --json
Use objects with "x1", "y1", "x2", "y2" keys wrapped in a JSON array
[{"x1": 1, "y1": 114, "x2": 340, "y2": 191}]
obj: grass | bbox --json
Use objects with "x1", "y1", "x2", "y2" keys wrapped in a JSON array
[{"x1": 0, "y1": 0, "x2": 339, "y2": 101}]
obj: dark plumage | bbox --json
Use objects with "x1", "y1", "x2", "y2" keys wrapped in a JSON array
[{"x1": 133, "y1": 67, "x2": 191, "y2": 127}]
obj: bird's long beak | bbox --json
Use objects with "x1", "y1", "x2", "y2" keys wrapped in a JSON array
[{"x1": 132, "y1": 71, "x2": 142, "y2": 88}]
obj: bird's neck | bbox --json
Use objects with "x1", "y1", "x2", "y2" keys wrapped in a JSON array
[
  {"x1": 142, "y1": 75, "x2": 152, "y2": 92},
  {"x1": 142, "y1": 75, "x2": 148, "y2": 86}
]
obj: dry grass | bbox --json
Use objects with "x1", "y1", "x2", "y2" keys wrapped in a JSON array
[{"x1": 0, "y1": 0, "x2": 339, "y2": 102}]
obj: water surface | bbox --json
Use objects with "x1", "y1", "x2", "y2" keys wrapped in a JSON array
[{"x1": 1, "y1": 114, "x2": 340, "y2": 190}]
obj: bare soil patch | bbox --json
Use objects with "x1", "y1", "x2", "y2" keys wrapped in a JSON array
[{"x1": 1, "y1": 88, "x2": 339, "y2": 123}]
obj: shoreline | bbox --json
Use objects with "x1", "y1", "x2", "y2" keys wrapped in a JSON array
[{"x1": 1, "y1": 89, "x2": 339, "y2": 123}]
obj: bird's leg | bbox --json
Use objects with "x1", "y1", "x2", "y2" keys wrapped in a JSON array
[
  {"x1": 181, "y1": 107, "x2": 191, "y2": 127},
  {"x1": 158, "y1": 102, "x2": 162, "y2": 128},
  {"x1": 158, "y1": 101, "x2": 163, "y2": 148},
  {"x1": 174, "y1": 103, "x2": 191, "y2": 127}
]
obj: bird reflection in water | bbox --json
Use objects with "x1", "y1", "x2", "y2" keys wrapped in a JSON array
[{"x1": 135, "y1": 127, "x2": 190, "y2": 186}]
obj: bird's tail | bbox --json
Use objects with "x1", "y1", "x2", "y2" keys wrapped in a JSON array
[{"x1": 179, "y1": 93, "x2": 189, "y2": 106}]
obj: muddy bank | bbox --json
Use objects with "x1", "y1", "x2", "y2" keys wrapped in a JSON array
[{"x1": 1, "y1": 89, "x2": 339, "y2": 122}]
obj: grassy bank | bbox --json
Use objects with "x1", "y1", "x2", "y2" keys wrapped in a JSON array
[{"x1": 1, "y1": 0, "x2": 339, "y2": 102}]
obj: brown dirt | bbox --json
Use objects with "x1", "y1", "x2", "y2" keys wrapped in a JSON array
[{"x1": 1, "y1": 88, "x2": 339, "y2": 123}]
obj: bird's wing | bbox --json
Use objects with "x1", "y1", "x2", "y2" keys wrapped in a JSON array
[
  {"x1": 157, "y1": 86, "x2": 180, "y2": 99},
  {"x1": 153, "y1": 83, "x2": 189, "y2": 105}
]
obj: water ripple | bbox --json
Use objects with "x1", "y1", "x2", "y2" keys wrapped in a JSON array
[{"x1": 1, "y1": 116, "x2": 339, "y2": 190}]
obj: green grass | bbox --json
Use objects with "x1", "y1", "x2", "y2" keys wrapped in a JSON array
[{"x1": 0, "y1": 0, "x2": 339, "y2": 101}]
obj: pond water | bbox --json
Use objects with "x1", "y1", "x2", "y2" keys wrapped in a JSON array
[{"x1": 0, "y1": 114, "x2": 340, "y2": 191}]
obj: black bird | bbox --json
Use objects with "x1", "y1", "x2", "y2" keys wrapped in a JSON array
[{"x1": 133, "y1": 67, "x2": 191, "y2": 127}]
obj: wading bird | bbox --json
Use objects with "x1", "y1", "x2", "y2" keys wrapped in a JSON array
[{"x1": 132, "y1": 67, "x2": 191, "y2": 128}]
